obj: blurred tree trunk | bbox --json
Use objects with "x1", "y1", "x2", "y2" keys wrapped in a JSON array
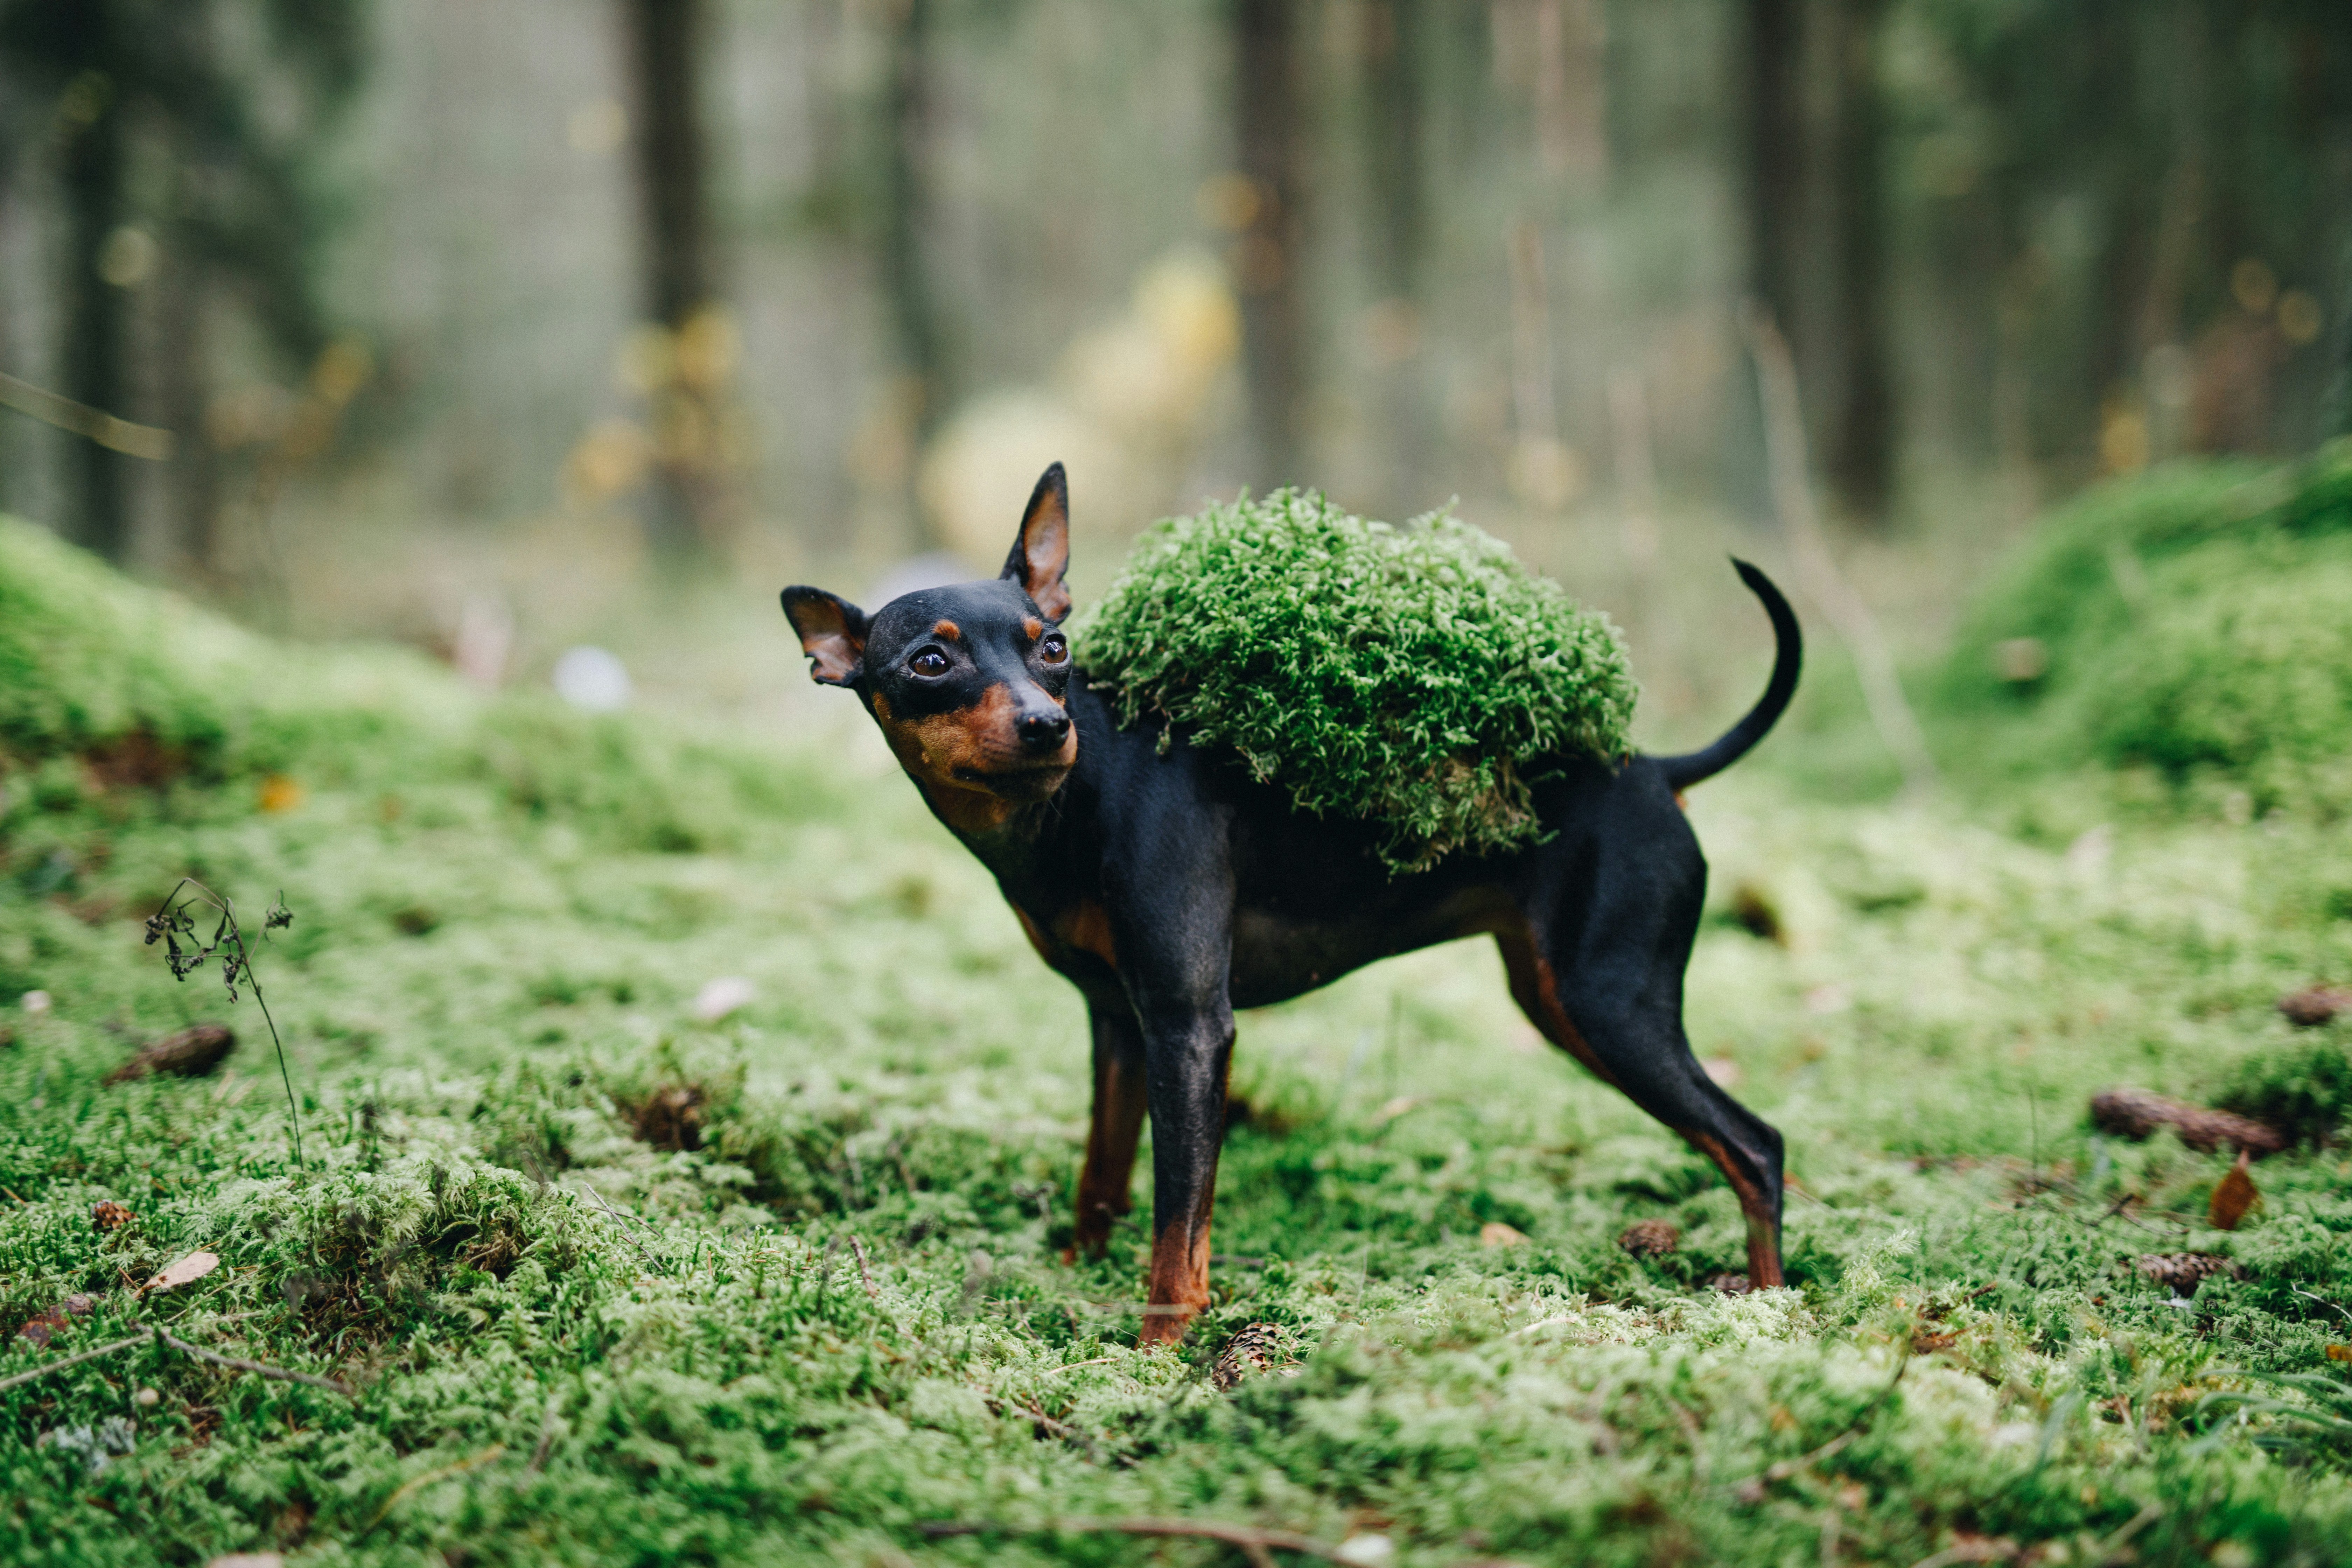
[
  {"x1": 1746, "y1": 0, "x2": 1893, "y2": 522},
  {"x1": 153, "y1": 246, "x2": 220, "y2": 570},
  {"x1": 2334, "y1": 231, "x2": 2352, "y2": 440},
  {"x1": 623, "y1": 0, "x2": 721, "y2": 555},
  {"x1": 1823, "y1": 0, "x2": 1893, "y2": 518},
  {"x1": 61, "y1": 60, "x2": 132, "y2": 560},
  {"x1": 1232, "y1": 0, "x2": 1309, "y2": 489},
  {"x1": 1361, "y1": 0, "x2": 1427, "y2": 516},
  {"x1": 1744, "y1": 0, "x2": 1804, "y2": 373},
  {"x1": 881, "y1": 0, "x2": 945, "y2": 444}
]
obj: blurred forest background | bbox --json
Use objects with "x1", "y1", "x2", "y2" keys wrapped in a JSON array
[{"x1": 2, "y1": 0, "x2": 2350, "y2": 737}]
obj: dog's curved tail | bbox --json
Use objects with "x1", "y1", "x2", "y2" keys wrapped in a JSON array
[{"x1": 1652, "y1": 559, "x2": 1802, "y2": 792}]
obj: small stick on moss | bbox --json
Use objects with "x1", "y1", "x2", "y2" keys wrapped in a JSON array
[
  {"x1": 919, "y1": 1517, "x2": 1349, "y2": 1565},
  {"x1": 849, "y1": 1234, "x2": 877, "y2": 1298},
  {"x1": 0, "y1": 1311, "x2": 308, "y2": 1397},
  {"x1": 524, "y1": 1398, "x2": 564, "y2": 1474},
  {"x1": 364, "y1": 1444, "x2": 507, "y2": 1531},
  {"x1": 0, "y1": 1332, "x2": 149, "y2": 1395},
  {"x1": 153, "y1": 1326, "x2": 353, "y2": 1396},
  {"x1": 983, "y1": 1395, "x2": 1104, "y2": 1463},
  {"x1": 572, "y1": 1183, "x2": 663, "y2": 1273}
]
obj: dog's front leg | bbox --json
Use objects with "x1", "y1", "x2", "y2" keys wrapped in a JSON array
[{"x1": 1136, "y1": 992, "x2": 1235, "y2": 1346}]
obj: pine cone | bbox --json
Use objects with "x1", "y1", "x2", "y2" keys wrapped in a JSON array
[
  {"x1": 2134, "y1": 1253, "x2": 2241, "y2": 1296},
  {"x1": 90, "y1": 1200, "x2": 133, "y2": 1233},
  {"x1": 1211, "y1": 1322, "x2": 1290, "y2": 1392},
  {"x1": 2280, "y1": 986, "x2": 2352, "y2": 1028},
  {"x1": 105, "y1": 1023, "x2": 236, "y2": 1084},
  {"x1": 1618, "y1": 1220, "x2": 1681, "y2": 1258}
]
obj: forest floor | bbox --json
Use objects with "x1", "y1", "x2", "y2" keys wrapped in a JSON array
[{"x1": 7, "y1": 500, "x2": 2352, "y2": 1566}]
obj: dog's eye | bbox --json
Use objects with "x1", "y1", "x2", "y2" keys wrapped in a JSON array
[
  {"x1": 909, "y1": 647, "x2": 950, "y2": 677},
  {"x1": 1038, "y1": 634, "x2": 1068, "y2": 665}
]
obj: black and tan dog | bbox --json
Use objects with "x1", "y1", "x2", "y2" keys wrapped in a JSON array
[{"x1": 783, "y1": 464, "x2": 1800, "y2": 1344}]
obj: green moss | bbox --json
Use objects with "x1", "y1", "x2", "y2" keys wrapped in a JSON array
[
  {"x1": 0, "y1": 516, "x2": 835, "y2": 855},
  {"x1": 1936, "y1": 443, "x2": 2352, "y2": 815},
  {"x1": 2216, "y1": 1037, "x2": 2352, "y2": 1147},
  {"x1": 10, "y1": 519, "x2": 2352, "y2": 1563},
  {"x1": 1071, "y1": 491, "x2": 1637, "y2": 871}
]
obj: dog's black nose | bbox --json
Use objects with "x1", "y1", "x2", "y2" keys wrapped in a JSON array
[{"x1": 1017, "y1": 708, "x2": 1071, "y2": 752}]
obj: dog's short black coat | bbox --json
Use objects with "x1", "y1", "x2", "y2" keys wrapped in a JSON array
[{"x1": 783, "y1": 463, "x2": 1801, "y2": 1343}]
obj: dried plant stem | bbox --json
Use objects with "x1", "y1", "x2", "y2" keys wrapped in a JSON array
[
  {"x1": 1742, "y1": 306, "x2": 1938, "y2": 797},
  {"x1": 144, "y1": 878, "x2": 304, "y2": 1170}
]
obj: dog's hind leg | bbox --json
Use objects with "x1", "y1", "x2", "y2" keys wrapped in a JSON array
[
  {"x1": 1068, "y1": 999, "x2": 1148, "y2": 1262},
  {"x1": 1496, "y1": 821, "x2": 1786, "y2": 1287}
]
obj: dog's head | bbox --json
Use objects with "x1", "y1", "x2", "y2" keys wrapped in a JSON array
[{"x1": 782, "y1": 464, "x2": 1078, "y2": 828}]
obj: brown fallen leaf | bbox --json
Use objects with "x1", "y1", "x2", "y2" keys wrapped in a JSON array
[
  {"x1": 144, "y1": 1250, "x2": 220, "y2": 1295},
  {"x1": 1479, "y1": 1222, "x2": 1530, "y2": 1248},
  {"x1": 2326, "y1": 1344, "x2": 2352, "y2": 1363},
  {"x1": 16, "y1": 1293, "x2": 96, "y2": 1347},
  {"x1": 1617, "y1": 1219, "x2": 1680, "y2": 1258},
  {"x1": 105, "y1": 1023, "x2": 236, "y2": 1084},
  {"x1": 2208, "y1": 1152, "x2": 2260, "y2": 1231},
  {"x1": 2089, "y1": 1087, "x2": 2287, "y2": 1158}
]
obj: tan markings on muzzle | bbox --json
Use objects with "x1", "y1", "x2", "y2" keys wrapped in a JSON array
[{"x1": 870, "y1": 686, "x2": 1074, "y2": 834}]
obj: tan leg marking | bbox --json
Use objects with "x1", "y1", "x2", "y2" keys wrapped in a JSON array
[
  {"x1": 1687, "y1": 1130, "x2": 1784, "y2": 1288},
  {"x1": 1140, "y1": 1185, "x2": 1216, "y2": 1347},
  {"x1": 1068, "y1": 1050, "x2": 1147, "y2": 1262}
]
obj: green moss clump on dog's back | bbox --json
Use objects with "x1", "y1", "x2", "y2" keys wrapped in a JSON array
[{"x1": 1072, "y1": 490, "x2": 1636, "y2": 871}]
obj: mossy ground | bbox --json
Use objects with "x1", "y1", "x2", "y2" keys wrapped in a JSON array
[{"x1": 5, "y1": 492, "x2": 2352, "y2": 1566}]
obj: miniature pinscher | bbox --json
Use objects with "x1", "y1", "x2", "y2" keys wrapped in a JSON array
[{"x1": 782, "y1": 463, "x2": 1801, "y2": 1344}]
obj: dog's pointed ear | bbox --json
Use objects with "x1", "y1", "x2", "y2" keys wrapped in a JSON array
[
  {"x1": 780, "y1": 587, "x2": 869, "y2": 687},
  {"x1": 1001, "y1": 461, "x2": 1071, "y2": 622}
]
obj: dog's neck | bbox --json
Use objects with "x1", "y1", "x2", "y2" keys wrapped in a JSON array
[{"x1": 907, "y1": 774, "x2": 1064, "y2": 844}]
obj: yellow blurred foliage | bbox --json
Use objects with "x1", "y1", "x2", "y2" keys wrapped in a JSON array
[
  {"x1": 916, "y1": 250, "x2": 1240, "y2": 564},
  {"x1": 565, "y1": 418, "x2": 651, "y2": 503}
]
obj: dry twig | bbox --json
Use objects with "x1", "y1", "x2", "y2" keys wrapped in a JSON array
[
  {"x1": 0, "y1": 1312, "x2": 332, "y2": 1399},
  {"x1": 1741, "y1": 307, "x2": 1937, "y2": 796},
  {"x1": 0, "y1": 1333, "x2": 150, "y2": 1396},
  {"x1": 153, "y1": 1327, "x2": 353, "y2": 1396}
]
